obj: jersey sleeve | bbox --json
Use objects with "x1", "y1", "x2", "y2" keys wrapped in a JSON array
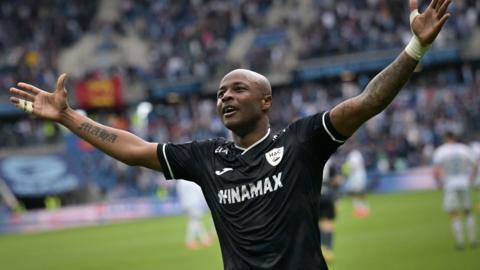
[
  {"x1": 157, "y1": 140, "x2": 213, "y2": 182},
  {"x1": 466, "y1": 147, "x2": 477, "y2": 165},
  {"x1": 289, "y1": 111, "x2": 348, "y2": 161},
  {"x1": 432, "y1": 149, "x2": 441, "y2": 165}
]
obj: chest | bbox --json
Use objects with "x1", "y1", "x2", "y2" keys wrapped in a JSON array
[{"x1": 203, "y1": 141, "x2": 319, "y2": 207}]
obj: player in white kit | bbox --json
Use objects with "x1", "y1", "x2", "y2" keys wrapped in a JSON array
[
  {"x1": 432, "y1": 132, "x2": 478, "y2": 249},
  {"x1": 344, "y1": 149, "x2": 369, "y2": 218},
  {"x1": 176, "y1": 180, "x2": 214, "y2": 249}
]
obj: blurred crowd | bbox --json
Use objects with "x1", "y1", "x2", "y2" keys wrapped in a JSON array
[
  {"x1": 0, "y1": 0, "x2": 479, "y2": 203},
  {"x1": 296, "y1": 0, "x2": 478, "y2": 59},
  {"x1": 116, "y1": 0, "x2": 273, "y2": 80},
  {"x1": 2, "y1": 0, "x2": 477, "y2": 88},
  {"x1": 0, "y1": 0, "x2": 99, "y2": 96},
  {"x1": 246, "y1": 0, "x2": 479, "y2": 72}
]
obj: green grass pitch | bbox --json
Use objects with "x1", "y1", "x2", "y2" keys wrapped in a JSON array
[{"x1": 0, "y1": 190, "x2": 479, "y2": 270}]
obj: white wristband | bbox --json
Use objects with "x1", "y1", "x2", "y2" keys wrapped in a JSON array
[
  {"x1": 405, "y1": 36, "x2": 431, "y2": 61},
  {"x1": 405, "y1": 9, "x2": 431, "y2": 61}
]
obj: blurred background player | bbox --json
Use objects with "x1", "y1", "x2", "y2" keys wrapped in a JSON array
[
  {"x1": 432, "y1": 131, "x2": 478, "y2": 250},
  {"x1": 176, "y1": 179, "x2": 214, "y2": 250},
  {"x1": 469, "y1": 140, "x2": 480, "y2": 211},
  {"x1": 319, "y1": 158, "x2": 344, "y2": 263},
  {"x1": 343, "y1": 147, "x2": 370, "y2": 218}
]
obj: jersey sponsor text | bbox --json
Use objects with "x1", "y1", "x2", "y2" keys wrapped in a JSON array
[{"x1": 217, "y1": 172, "x2": 283, "y2": 204}]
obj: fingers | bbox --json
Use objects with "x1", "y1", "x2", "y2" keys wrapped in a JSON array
[
  {"x1": 17, "y1": 82, "x2": 42, "y2": 94},
  {"x1": 437, "y1": 0, "x2": 451, "y2": 18},
  {"x1": 9, "y1": 96, "x2": 20, "y2": 105},
  {"x1": 9, "y1": 86, "x2": 36, "y2": 114},
  {"x1": 436, "y1": 13, "x2": 451, "y2": 29},
  {"x1": 9, "y1": 87, "x2": 36, "y2": 101},
  {"x1": 9, "y1": 97, "x2": 34, "y2": 113},
  {"x1": 429, "y1": 0, "x2": 440, "y2": 10},
  {"x1": 409, "y1": 0, "x2": 417, "y2": 11},
  {"x1": 56, "y1": 73, "x2": 68, "y2": 93}
]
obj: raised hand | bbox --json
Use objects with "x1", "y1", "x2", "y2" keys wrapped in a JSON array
[
  {"x1": 9, "y1": 74, "x2": 70, "y2": 122},
  {"x1": 410, "y1": 0, "x2": 451, "y2": 45}
]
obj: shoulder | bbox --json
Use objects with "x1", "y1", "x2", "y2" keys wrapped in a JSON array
[
  {"x1": 160, "y1": 137, "x2": 230, "y2": 161},
  {"x1": 432, "y1": 145, "x2": 448, "y2": 159},
  {"x1": 457, "y1": 143, "x2": 476, "y2": 159},
  {"x1": 286, "y1": 111, "x2": 347, "y2": 143},
  {"x1": 169, "y1": 137, "x2": 228, "y2": 148}
]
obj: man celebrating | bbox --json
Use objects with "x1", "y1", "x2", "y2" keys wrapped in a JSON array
[{"x1": 8, "y1": 0, "x2": 451, "y2": 269}]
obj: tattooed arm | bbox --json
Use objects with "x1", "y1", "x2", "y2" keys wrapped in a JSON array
[
  {"x1": 9, "y1": 74, "x2": 162, "y2": 171},
  {"x1": 60, "y1": 108, "x2": 161, "y2": 170},
  {"x1": 329, "y1": 0, "x2": 451, "y2": 137},
  {"x1": 330, "y1": 52, "x2": 417, "y2": 137}
]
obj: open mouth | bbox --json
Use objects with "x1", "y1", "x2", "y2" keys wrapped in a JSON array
[{"x1": 222, "y1": 105, "x2": 238, "y2": 118}]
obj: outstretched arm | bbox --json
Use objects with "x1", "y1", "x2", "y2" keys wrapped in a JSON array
[
  {"x1": 330, "y1": 0, "x2": 451, "y2": 137},
  {"x1": 9, "y1": 74, "x2": 163, "y2": 172}
]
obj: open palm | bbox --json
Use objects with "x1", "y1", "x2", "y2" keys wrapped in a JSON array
[
  {"x1": 9, "y1": 74, "x2": 69, "y2": 122},
  {"x1": 410, "y1": 0, "x2": 451, "y2": 45}
]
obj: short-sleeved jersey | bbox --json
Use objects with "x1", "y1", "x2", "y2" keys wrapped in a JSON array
[
  {"x1": 157, "y1": 112, "x2": 346, "y2": 270},
  {"x1": 345, "y1": 149, "x2": 366, "y2": 181},
  {"x1": 432, "y1": 142, "x2": 476, "y2": 190}
]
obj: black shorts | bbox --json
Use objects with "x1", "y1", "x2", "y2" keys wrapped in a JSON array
[{"x1": 318, "y1": 196, "x2": 336, "y2": 220}]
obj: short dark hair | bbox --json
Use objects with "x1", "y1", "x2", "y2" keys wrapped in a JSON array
[{"x1": 443, "y1": 131, "x2": 457, "y2": 141}]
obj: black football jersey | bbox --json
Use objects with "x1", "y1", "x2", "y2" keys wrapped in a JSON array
[{"x1": 157, "y1": 111, "x2": 347, "y2": 270}]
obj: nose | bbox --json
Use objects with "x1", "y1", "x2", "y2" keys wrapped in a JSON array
[{"x1": 221, "y1": 89, "x2": 233, "y2": 103}]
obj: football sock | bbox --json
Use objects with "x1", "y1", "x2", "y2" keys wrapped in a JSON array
[
  {"x1": 466, "y1": 214, "x2": 476, "y2": 244},
  {"x1": 187, "y1": 217, "x2": 202, "y2": 242},
  {"x1": 323, "y1": 231, "x2": 333, "y2": 250},
  {"x1": 451, "y1": 218, "x2": 464, "y2": 247}
]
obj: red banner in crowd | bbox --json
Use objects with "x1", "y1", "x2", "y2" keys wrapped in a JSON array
[{"x1": 75, "y1": 74, "x2": 123, "y2": 108}]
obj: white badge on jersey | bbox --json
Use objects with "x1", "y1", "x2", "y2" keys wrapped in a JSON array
[{"x1": 265, "y1": 147, "x2": 284, "y2": 167}]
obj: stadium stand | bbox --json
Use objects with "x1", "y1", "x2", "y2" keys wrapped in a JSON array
[{"x1": 0, "y1": 0, "x2": 479, "y2": 209}]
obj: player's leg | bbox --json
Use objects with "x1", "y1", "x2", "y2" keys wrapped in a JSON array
[
  {"x1": 351, "y1": 193, "x2": 369, "y2": 218},
  {"x1": 191, "y1": 206, "x2": 212, "y2": 247},
  {"x1": 319, "y1": 219, "x2": 335, "y2": 263},
  {"x1": 460, "y1": 189, "x2": 476, "y2": 248},
  {"x1": 185, "y1": 206, "x2": 201, "y2": 249},
  {"x1": 449, "y1": 211, "x2": 465, "y2": 250},
  {"x1": 318, "y1": 197, "x2": 336, "y2": 263},
  {"x1": 445, "y1": 190, "x2": 465, "y2": 249},
  {"x1": 475, "y1": 183, "x2": 480, "y2": 212},
  {"x1": 348, "y1": 176, "x2": 369, "y2": 218},
  {"x1": 464, "y1": 209, "x2": 477, "y2": 248}
]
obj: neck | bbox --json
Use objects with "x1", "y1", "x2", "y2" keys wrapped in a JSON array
[{"x1": 232, "y1": 118, "x2": 270, "y2": 149}]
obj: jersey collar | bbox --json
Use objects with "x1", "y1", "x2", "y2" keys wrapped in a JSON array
[{"x1": 234, "y1": 128, "x2": 271, "y2": 155}]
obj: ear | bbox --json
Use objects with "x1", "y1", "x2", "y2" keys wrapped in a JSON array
[{"x1": 262, "y1": 95, "x2": 272, "y2": 111}]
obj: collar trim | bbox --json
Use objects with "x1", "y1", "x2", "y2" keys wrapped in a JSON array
[{"x1": 234, "y1": 128, "x2": 271, "y2": 155}]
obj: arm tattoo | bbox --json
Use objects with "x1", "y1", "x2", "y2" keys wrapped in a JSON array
[
  {"x1": 362, "y1": 52, "x2": 419, "y2": 115},
  {"x1": 79, "y1": 122, "x2": 118, "y2": 143}
]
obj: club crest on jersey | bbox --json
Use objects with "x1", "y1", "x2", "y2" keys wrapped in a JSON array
[{"x1": 265, "y1": 147, "x2": 284, "y2": 166}]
